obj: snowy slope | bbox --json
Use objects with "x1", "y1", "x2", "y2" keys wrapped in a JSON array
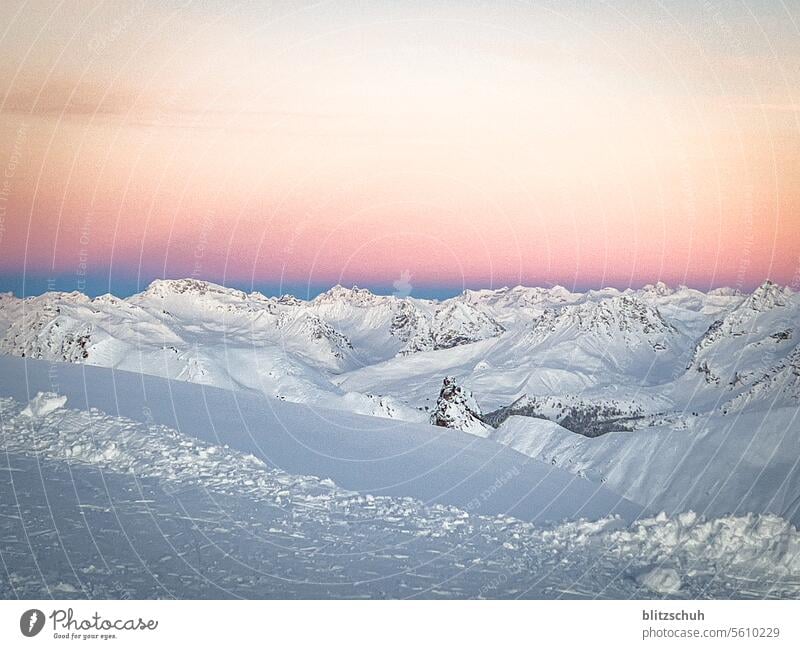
[
  {"x1": 0, "y1": 356, "x2": 640, "y2": 524},
  {"x1": 3, "y1": 385, "x2": 800, "y2": 598},
  {"x1": 492, "y1": 410, "x2": 800, "y2": 524}
]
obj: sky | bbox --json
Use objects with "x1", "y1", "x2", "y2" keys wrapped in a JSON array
[{"x1": 0, "y1": 0, "x2": 799, "y2": 298}]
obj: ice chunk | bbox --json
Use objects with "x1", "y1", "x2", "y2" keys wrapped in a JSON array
[{"x1": 20, "y1": 392, "x2": 67, "y2": 418}]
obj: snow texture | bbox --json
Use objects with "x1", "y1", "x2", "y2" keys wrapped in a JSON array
[{"x1": 2, "y1": 392, "x2": 799, "y2": 599}]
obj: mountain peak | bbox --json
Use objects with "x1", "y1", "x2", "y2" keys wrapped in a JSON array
[
  {"x1": 745, "y1": 280, "x2": 790, "y2": 311},
  {"x1": 532, "y1": 294, "x2": 675, "y2": 341},
  {"x1": 315, "y1": 284, "x2": 379, "y2": 305},
  {"x1": 642, "y1": 281, "x2": 673, "y2": 296},
  {"x1": 143, "y1": 278, "x2": 246, "y2": 300},
  {"x1": 430, "y1": 376, "x2": 491, "y2": 437}
]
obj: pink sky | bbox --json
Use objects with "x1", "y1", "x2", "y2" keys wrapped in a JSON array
[{"x1": 1, "y1": 1, "x2": 799, "y2": 294}]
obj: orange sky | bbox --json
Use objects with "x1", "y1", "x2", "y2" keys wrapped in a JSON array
[{"x1": 1, "y1": 0, "x2": 799, "y2": 295}]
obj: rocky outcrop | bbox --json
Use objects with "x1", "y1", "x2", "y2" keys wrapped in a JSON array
[{"x1": 430, "y1": 376, "x2": 491, "y2": 437}]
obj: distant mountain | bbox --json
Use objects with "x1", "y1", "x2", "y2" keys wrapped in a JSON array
[
  {"x1": 394, "y1": 301, "x2": 505, "y2": 355},
  {"x1": 521, "y1": 295, "x2": 678, "y2": 349},
  {"x1": 681, "y1": 280, "x2": 799, "y2": 412},
  {"x1": 483, "y1": 393, "x2": 649, "y2": 436},
  {"x1": 0, "y1": 279, "x2": 796, "y2": 431}
]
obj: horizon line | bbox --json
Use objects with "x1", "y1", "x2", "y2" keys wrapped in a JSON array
[{"x1": 0, "y1": 272, "x2": 788, "y2": 302}]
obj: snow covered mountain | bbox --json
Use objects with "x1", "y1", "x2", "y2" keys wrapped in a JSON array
[
  {"x1": 1, "y1": 279, "x2": 794, "y2": 425},
  {"x1": 393, "y1": 301, "x2": 505, "y2": 355},
  {"x1": 0, "y1": 281, "x2": 429, "y2": 421},
  {"x1": 526, "y1": 294, "x2": 678, "y2": 345},
  {"x1": 483, "y1": 393, "x2": 652, "y2": 436},
  {"x1": 1, "y1": 277, "x2": 800, "y2": 599},
  {"x1": 338, "y1": 281, "x2": 795, "y2": 415},
  {"x1": 680, "y1": 280, "x2": 800, "y2": 413}
]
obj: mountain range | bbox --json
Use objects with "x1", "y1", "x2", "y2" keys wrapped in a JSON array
[
  {"x1": 2, "y1": 278, "x2": 800, "y2": 597},
  {"x1": 1, "y1": 277, "x2": 798, "y2": 521}
]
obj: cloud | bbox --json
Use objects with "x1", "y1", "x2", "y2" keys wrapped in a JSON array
[{"x1": 1, "y1": 80, "x2": 149, "y2": 116}]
